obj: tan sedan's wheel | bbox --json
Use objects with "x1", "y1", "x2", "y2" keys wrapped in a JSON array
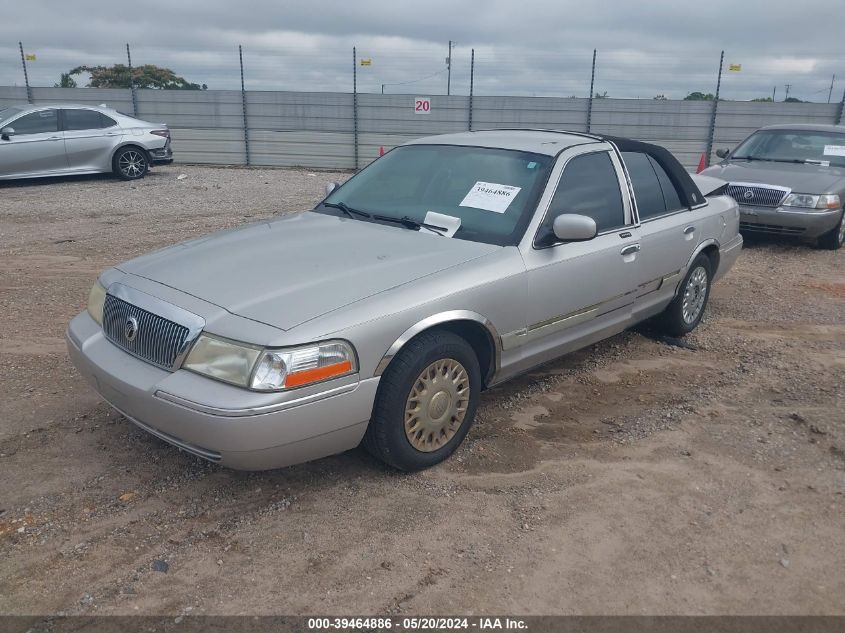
[
  {"x1": 364, "y1": 330, "x2": 481, "y2": 471},
  {"x1": 818, "y1": 211, "x2": 845, "y2": 250},
  {"x1": 404, "y1": 359, "x2": 470, "y2": 452}
]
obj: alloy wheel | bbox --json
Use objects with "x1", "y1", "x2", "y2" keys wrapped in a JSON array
[
  {"x1": 682, "y1": 266, "x2": 708, "y2": 324},
  {"x1": 119, "y1": 150, "x2": 146, "y2": 178}
]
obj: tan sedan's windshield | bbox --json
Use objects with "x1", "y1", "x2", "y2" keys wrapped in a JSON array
[{"x1": 318, "y1": 144, "x2": 553, "y2": 246}]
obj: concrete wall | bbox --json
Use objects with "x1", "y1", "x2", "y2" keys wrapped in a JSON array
[{"x1": 1, "y1": 86, "x2": 841, "y2": 170}]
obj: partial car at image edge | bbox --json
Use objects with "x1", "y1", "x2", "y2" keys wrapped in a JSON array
[
  {"x1": 703, "y1": 123, "x2": 845, "y2": 250},
  {"x1": 0, "y1": 103, "x2": 172, "y2": 181},
  {"x1": 66, "y1": 129, "x2": 742, "y2": 472}
]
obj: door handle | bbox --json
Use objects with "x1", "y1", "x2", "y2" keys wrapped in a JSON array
[
  {"x1": 47, "y1": 136, "x2": 62, "y2": 141},
  {"x1": 683, "y1": 226, "x2": 696, "y2": 234},
  {"x1": 620, "y1": 244, "x2": 641, "y2": 256}
]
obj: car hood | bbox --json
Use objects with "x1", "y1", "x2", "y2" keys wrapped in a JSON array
[
  {"x1": 702, "y1": 161, "x2": 845, "y2": 194},
  {"x1": 116, "y1": 211, "x2": 500, "y2": 331}
]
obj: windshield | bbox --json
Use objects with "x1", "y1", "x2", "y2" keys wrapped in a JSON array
[
  {"x1": 0, "y1": 106, "x2": 23, "y2": 125},
  {"x1": 315, "y1": 144, "x2": 554, "y2": 246},
  {"x1": 732, "y1": 129, "x2": 845, "y2": 166}
]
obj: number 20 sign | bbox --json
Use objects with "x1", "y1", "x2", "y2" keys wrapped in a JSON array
[{"x1": 414, "y1": 97, "x2": 432, "y2": 114}]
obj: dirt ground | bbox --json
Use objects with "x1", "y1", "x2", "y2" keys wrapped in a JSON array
[{"x1": 1, "y1": 165, "x2": 843, "y2": 616}]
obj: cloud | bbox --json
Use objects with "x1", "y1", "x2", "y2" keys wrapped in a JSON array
[{"x1": 4, "y1": 0, "x2": 844, "y2": 102}]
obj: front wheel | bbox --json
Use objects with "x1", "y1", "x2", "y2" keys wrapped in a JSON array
[
  {"x1": 656, "y1": 254, "x2": 712, "y2": 337},
  {"x1": 113, "y1": 146, "x2": 149, "y2": 180},
  {"x1": 363, "y1": 330, "x2": 481, "y2": 471},
  {"x1": 817, "y1": 211, "x2": 845, "y2": 250}
]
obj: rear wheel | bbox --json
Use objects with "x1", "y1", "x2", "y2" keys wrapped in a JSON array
[
  {"x1": 113, "y1": 146, "x2": 149, "y2": 180},
  {"x1": 817, "y1": 211, "x2": 845, "y2": 250},
  {"x1": 363, "y1": 330, "x2": 480, "y2": 471},
  {"x1": 655, "y1": 254, "x2": 712, "y2": 337}
]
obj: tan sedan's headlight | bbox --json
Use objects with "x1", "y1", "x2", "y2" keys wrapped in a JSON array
[
  {"x1": 782, "y1": 193, "x2": 840, "y2": 210},
  {"x1": 87, "y1": 281, "x2": 107, "y2": 325},
  {"x1": 183, "y1": 336, "x2": 357, "y2": 391}
]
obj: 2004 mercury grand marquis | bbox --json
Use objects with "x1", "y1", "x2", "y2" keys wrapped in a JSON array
[{"x1": 67, "y1": 130, "x2": 742, "y2": 471}]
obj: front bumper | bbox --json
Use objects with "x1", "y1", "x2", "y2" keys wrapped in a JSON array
[
  {"x1": 66, "y1": 311, "x2": 378, "y2": 470},
  {"x1": 738, "y1": 204, "x2": 843, "y2": 240},
  {"x1": 714, "y1": 233, "x2": 743, "y2": 283}
]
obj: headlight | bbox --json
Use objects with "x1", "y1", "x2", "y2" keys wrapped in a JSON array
[
  {"x1": 183, "y1": 334, "x2": 262, "y2": 388},
  {"x1": 87, "y1": 281, "x2": 106, "y2": 325},
  {"x1": 782, "y1": 193, "x2": 840, "y2": 210},
  {"x1": 183, "y1": 336, "x2": 356, "y2": 391}
]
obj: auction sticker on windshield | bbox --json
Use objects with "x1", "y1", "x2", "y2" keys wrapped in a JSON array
[
  {"x1": 823, "y1": 145, "x2": 845, "y2": 157},
  {"x1": 460, "y1": 181, "x2": 522, "y2": 213}
]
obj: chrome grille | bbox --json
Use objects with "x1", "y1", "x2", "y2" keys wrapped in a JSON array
[
  {"x1": 726, "y1": 184, "x2": 788, "y2": 208},
  {"x1": 102, "y1": 294, "x2": 189, "y2": 370}
]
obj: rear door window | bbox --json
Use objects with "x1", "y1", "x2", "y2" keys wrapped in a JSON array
[
  {"x1": 64, "y1": 109, "x2": 114, "y2": 131},
  {"x1": 623, "y1": 151, "x2": 686, "y2": 220}
]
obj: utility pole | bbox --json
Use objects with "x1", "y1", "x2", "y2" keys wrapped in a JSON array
[
  {"x1": 353, "y1": 47, "x2": 359, "y2": 171},
  {"x1": 784, "y1": 84, "x2": 791, "y2": 101},
  {"x1": 239, "y1": 45, "x2": 250, "y2": 166},
  {"x1": 772, "y1": 86, "x2": 777, "y2": 101},
  {"x1": 587, "y1": 48, "x2": 597, "y2": 133},
  {"x1": 446, "y1": 40, "x2": 454, "y2": 96},
  {"x1": 828, "y1": 74, "x2": 836, "y2": 104},
  {"x1": 468, "y1": 48, "x2": 475, "y2": 131}
]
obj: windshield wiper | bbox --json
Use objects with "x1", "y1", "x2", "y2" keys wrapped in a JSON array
[
  {"x1": 372, "y1": 214, "x2": 447, "y2": 236},
  {"x1": 735, "y1": 156, "x2": 811, "y2": 165},
  {"x1": 322, "y1": 201, "x2": 372, "y2": 220}
]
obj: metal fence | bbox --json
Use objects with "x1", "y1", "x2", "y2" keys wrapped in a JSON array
[{"x1": 0, "y1": 85, "x2": 842, "y2": 171}]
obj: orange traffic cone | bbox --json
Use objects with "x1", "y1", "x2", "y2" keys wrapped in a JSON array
[
  {"x1": 379, "y1": 146, "x2": 385, "y2": 157},
  {"x1": 696, "y1": 152, "x2": 707, "y2": 173}
]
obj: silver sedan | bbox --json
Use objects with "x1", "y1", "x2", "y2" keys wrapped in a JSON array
[
  {"x1": 0, "y1": 103, "x2": 172, "y2": 181},
  {"x1": 67, "y1": 130, "x2": 741, "y2": 471}
]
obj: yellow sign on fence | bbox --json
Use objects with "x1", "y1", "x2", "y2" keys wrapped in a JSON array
[
  {"x1": 360, "y1": 58, "x2": 372, "y2": 66},
  {"x1": 728, "y1": 63, "x2": 742, "y2": 71},
  {"x1": 24, "y1": 54, "x2": 36, "y2": 61}
]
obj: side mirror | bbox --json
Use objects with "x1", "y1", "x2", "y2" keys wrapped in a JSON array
[
  {"x1": 1, "y1": 126, "x2": 15, "y2": 140},
  {"x1": 552, "y1": 214, "x2": 598, "y2": 242},
  {"x1": 325, "y1": 182, "x2": 340, "y2": 197},
  {"x1": 715, "y1": 148, "x2": 730, "y2": 159}
]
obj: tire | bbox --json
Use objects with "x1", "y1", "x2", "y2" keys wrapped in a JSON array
[
  {"x1": 656, "y1": 254, "x2": 713, "y2": 337},
  {"x1": 817, "y1": 211, "x2": 845, "y2": 251},
  {"x1": 113, "y1": 146, "x2": 149, "y2": 181},
  {"x1": 363, "y1": 330, "x2": 481, "y2": 471}
]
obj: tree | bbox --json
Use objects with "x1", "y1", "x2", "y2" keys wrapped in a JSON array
[
  {"x1": 683, "y1": 91, "x2": 715, "y2": 101},
  {"x1": 652, "y1": 94, "x2": 668, "y2": 100},
  {"x1": 594, "y1": 91, "x2": 609, "y2": 99},
  {"x1": 64, "y1": 64, "x2": 207, "y2": 90},
  {"x1": 54, "y1": 73, "x2": 77, "y2": 88},
  {"x1": 784, "y1": 96, "x2": 804, "y2": 103},
  {"x1": 751, "y1": 97, "x2": 773, "y2": 102}
]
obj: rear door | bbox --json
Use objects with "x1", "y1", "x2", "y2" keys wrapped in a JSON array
[
  {"x1": 0, "y1": 108, "x2": 65, "y2": 177},
  {"x1": 61, "y1": 108, "x2": 121, "y2": 172},
  {"x1": 621, "y1": 151, "x2": 701, "y2": 311}
]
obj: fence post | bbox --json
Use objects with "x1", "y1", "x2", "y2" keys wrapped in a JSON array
[
  {"x1": 18, "y1": 42, "x2": 32, "y2": 103},
  {"x1": 126, "y1": 44, "x2": 138, "y2": 117},
  {"x1": 705, "y1": 50, "x2": 725, "y2": 169},
  {"x1": 239, "y1": 45, "x2": 251, "y2": 166},
  {"x1": 353, "y1": 46, "x2": 359, "y2": 171},
  {"x1": 586, "y1": 49, "x2": 596, "y2": 133},
  {"x1": 836, "y1": 87, "x2": 845, "y2": 126},
  {"x1": 468, "y1": 48, "x2": 475, "y2": 131}
]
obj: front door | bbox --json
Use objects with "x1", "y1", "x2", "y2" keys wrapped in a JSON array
[
  {"x1": 0, "y1": 108, "x2": 66, "y2": 178},
  {"x1": 512, "y1": 148, "x2": 642, "y2": 372}
]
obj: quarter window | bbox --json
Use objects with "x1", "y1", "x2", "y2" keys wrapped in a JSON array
[
  {"x1": 540, "y1": 151, "x2": 625, "y2": 239},
  {"x1": 63, "y1": 109, "x2": 115, "y2": 131},
  {"x1": 9, "y1": 109, "x2": 58, "y2": 135},
  {"x1": 622, "y1": 151, "x2": 685, "y2": 220}
]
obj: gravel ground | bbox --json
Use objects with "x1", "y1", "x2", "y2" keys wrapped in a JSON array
[{"x1": 0, "y1": 165, "x2": 843, "y2": 616}]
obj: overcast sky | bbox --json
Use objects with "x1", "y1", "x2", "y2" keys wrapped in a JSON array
[{"x1": 3, "y1": 0, "x2": 844, "y2": 102}]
